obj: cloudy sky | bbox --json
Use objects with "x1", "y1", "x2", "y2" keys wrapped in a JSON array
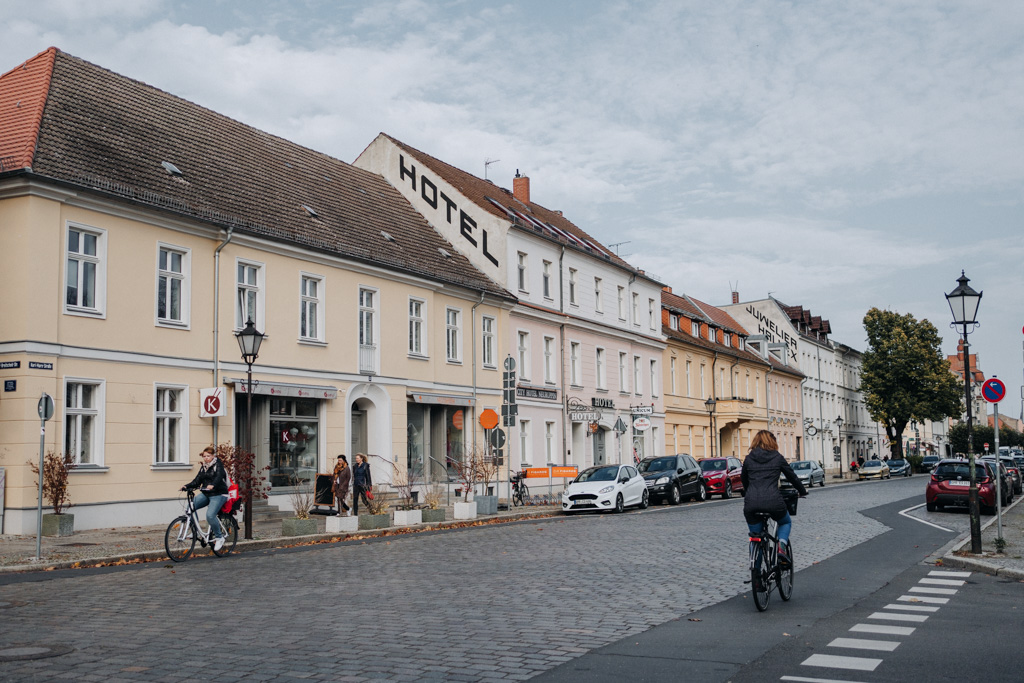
[{"x1": 6, "y1": 0, "x2": 1024, "y2": 418}]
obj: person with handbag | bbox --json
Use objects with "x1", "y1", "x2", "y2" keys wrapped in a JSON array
[
  {"x1": 352, "y1": 453, "x2": 373, "y2": 516},
  {"x1": 181, "y1": 445, "x2": 229, "y2": 551},
  {"x1": 332, "y1": 454, "x2": 352, "y2": 516}
]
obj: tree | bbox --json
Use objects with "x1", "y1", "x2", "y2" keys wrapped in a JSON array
[{"x1": 860, "y1": 308, "x2": 962, "y2": 459}]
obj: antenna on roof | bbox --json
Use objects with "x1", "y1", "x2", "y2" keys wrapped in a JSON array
[
  {"x1": 608, "y1": 241, "x2": 630, "y2": 255},
  {"x1": 484, "y1": 158, "x2": 500, "y2": 180}
]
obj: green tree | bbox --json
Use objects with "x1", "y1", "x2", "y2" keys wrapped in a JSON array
[{"x1": 860, "y1": 308, "x2": 962, "y2": 459}]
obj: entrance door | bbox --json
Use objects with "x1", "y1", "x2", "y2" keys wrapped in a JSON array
[
  {"x1": 351, "y1": 409, "x2": 367, "y2": 458},
  {"x1": 593, "y1": 429, "x2": 606, "y2": 466}
]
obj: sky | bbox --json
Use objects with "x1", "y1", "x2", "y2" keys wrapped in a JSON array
[{"x1": 5, "y1": 0, "x2": 1024, "y2": 418}]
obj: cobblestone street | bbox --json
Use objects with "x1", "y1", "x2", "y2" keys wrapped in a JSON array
[{"x1": 0, "y1": 479, "x2": 924, "y2": 681}]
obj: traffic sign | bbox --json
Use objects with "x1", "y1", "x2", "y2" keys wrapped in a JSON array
[
  {"x1": 504, "y1": 356, "x2": 516, "y2": 372},
  {"x1": 37, "y1": 393, "x2": 54, "y2": 421},
  {"x1": 982, "y1": 377, "x2": 1006, "y2": 403},
  {"x1": 489, "y1": 428, "x2": 506, "y2": 449},
  {"x1": 479, "y1": 408, "x2": 499, "y2": 430}
]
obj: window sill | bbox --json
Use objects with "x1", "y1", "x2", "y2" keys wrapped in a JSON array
[
  {"x1": 71, "y1": 465, "x2": 109, "y2": 474},
  {"x1": 446, "y1": 360, "x2": 463, "y2": 365},
  {"x1": 298, "y1": 338, "x2": 327, "y2": 347},
  {"x1": 151, "y1": 463, "x2": 193, "y2": 471},
  {"x1": 570, "y1": 384, "x2": 584, "y2": 390},
  {"x1": 596, "y1": 388, "x2": 609, "y2": 393},
  {"x1": 408, "y1": 353, "x2": 430, "y2": 361},
  {"x1": 156, "y1": 320, "x2": 190, "y2": 330},
  {"x1": 482, "y1": 364, "x2": 497, "y2": 370},
  {"x1": 64, "y1": 307, "x2": 106, "y2": 320}
]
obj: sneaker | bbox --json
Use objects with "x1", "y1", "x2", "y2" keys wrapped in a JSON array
[
  {"x1": 778, "y1": 541, "x2": 792, "y2": 567},
  {"x1": 214, "y1": 536, "x2": 225, "y2": 552}
]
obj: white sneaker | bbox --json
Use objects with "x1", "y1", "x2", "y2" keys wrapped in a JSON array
[{"x1": 214, "y1": 536, "x2": 225, "y2": 552}]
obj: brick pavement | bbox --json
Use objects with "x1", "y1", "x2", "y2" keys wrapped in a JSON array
[{"x1": 0, "y1": 479, "x2": 926, "y2": 681}]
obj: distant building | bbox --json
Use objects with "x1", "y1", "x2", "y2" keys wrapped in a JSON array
[{"x1": 947, "y1": 339, "x2": 986, "y2": 440}]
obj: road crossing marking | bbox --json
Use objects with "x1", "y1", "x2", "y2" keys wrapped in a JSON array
[
  {"x1": 781, "y1": 676, "x2": 870, "y2": 683},
  {"x1": 897, "y1": 595, "x2": 948, "y2": 604},
  {"x1": 801, "y1": 654, "x2": 882, "y2": 671},
  {"x1": 882, "y1": 603, "x2": 939, "y2": 612},
  {"x1": 928, "y1": 570, "x2": 970, "y2": 577},
  {"x1": 919, "y1": 578, "x2": 964, "y2": 586},
  {"x1": 827, "y1": 637, "x2": 900, "y2": 652},
  {"x1": 908, "y1": 586, "x2": 957, "y2": 595},
  {"x1": 867, "y1": 612, "x2": 929, "y2": 622},
  {"x1": 850, "y1": 623, "x2": 916, "y2": 635},
  {"x1": 898, "y1": 503, "x2": 955, "y2": 531}
]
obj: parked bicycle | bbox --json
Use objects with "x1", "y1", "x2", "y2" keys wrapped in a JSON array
[
  {"x1": 510, "y1": 470, "x2": 530, "y2": 507},
  {"x1": 746, "y1": 489, "x2": 799, "y2": 611},
  {"x1": 164, "y1": 488, "x2": 239, "y2": 562}
]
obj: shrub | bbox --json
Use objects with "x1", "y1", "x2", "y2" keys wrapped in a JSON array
[{"x1": 28, "y1": 450, "x2": 74, "y2": 514}]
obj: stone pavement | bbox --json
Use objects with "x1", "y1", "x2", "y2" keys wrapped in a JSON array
[{"x1": 941, "y1": 493, "x2": 1024, "y2": 579}]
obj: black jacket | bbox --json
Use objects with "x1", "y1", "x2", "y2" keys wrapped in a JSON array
[
  {"x1": 741, "y1": 448, "x2": 806, "y2": 522},
  {"x1": 353, "y1": 461, "x2": 372, "y2": 489},
  {"x1": 186, "y1": 458, "x2": 229, "y2": 496}
]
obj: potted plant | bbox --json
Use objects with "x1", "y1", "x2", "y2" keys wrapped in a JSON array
[
  {"x1": 29, "y1": 451, "x2": 75, "y2": 536},
  {"x1": 392, "y1": 468, "x2": 422, "y2": 526},
  {"x1": 421, "y1": 480, "x2": 446, "y2": 523},
  {"x1": 474, "y1": 449, "x2": 499, "y2": 515},
  {"x1": 449, "y1": 451, "x2": 481, "y2": 520},
  {"x1": 358, "y1": 485, "x2": 392, "y2": 529},
  {"x1": 282, "y1": 476, "x2": 318, "y2": 536}
]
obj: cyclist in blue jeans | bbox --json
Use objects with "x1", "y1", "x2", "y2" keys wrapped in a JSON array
[
  {"x1": 181, "y1": 446, "x2": 229, "y2": 551},
  {"x1": 741, "y1": 430, "x2": 807, "y2": 566}
]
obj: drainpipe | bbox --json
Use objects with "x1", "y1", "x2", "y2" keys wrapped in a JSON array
[
  {"x1": 211, "y1": 226, "x2": 235, "y2": 445},
  {"x1": 765, "y1": 362, "x2": 774, "y2": 448},
  {"x1": 471, "y1": 291, "x2": 485, "y2": 457},
  {"x1": 728, "y1": 356, "x2": 740, "y2": 455},
  {"x1": 711, "y1": 350, "x2": 720, "y2": 458},
  {"x1": 558, "y1": 246, "x2": 567, "y2": 466}
]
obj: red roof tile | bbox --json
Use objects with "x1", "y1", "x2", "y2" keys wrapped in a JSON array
[
  {"x1": 0, "y1": 47, "x2": 55, "y2": 172},
  {"x1": 686, "y1": 295, "x2": 749, "y2": 335}
]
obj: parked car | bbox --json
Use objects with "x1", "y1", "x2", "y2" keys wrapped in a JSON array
[
  {"x1": 920, "y1": 455, "x2": 941, "y2": 473},
  {"x1": 699, "y1": 457, "x2": 745, "y2": 498},
  {"x1": 981, "y1": 455, "x2": 1022, "y2": 495},
  {"x1": 858, "y1": 459, "x2": 891, "y2": 480},
  {"x1": 780, "y1": 460, "x2": 825, "y2": 488},
  {"x1": 637, "y1": 454, "x2": 707, "y2": 505},
  {"x1": 981, "y1": 459, "x2": 1015, "y2": 504},
  {"x1": 888, "y1": 459, "x2": 912, "y2": 477},
  {"x1": 926, "y1": 459, "x2": 1005, "y2": 514},
  {"x1": 562, "y1": 464, "x2": 648, "y2": 514}
]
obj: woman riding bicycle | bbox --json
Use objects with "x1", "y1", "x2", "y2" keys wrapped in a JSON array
[
  {"x1": 181, "y1": 446, "x2": 229, "y2": 551},
  {"x1": 741, "y1": 430, "x2": 807, "y2": 566}
]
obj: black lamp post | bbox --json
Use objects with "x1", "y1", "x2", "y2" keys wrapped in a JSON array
[
  {"x1": 835, "y1": 416, "x2": 844, "y2": 478},
  {"x1": 236, "y1": 317, "x2": 264, "y2": 540},
  {"x1": 946, "y1": 271, "x2": 982, "y2": 553},
  {"x1": 705, "y1": 397, "x2": 717, "y2": 458}
]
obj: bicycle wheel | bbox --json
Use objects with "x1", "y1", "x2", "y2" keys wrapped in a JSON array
[
  {"x1": 512, "y1": 485, "x2": 524, "y2": 507},
  {"x1": 778, "y1": 541, "x2": 794, "y2": 601},
  {"x1": 165, "y1": 516, "x2": 196, "y2": 562},
  {"x1": 212, "y1": 514, "x2": 238, "y2": 557},
  {"x1": 520, "y1": 484, "x2": 530, "y2": 505},
  {"x1": 750, "y1": 542, "x2": 771, "y2": 612}
]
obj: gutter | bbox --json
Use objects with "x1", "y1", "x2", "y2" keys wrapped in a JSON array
[
  {"x1": 471, "y1": 291, "x2": 485, "y2": 456},
  {"x1": 211, "y1": 226, "x2": 235, "y2": 444},
  {"x1": 558, "y1": 245, "x2": 568, "y2": 465}
]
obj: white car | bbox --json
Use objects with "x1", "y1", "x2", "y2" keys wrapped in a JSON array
[{"x1": 562, "y1": 464, "x2": 649, "y2": 514}]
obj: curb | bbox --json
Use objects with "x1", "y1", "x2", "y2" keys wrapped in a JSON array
[{"x1": 940, "y1": 495, "x2": 1024, "y2": 580}]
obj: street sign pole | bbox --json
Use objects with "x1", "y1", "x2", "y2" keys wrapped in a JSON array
[
  {"x1": 34, "y1": 392, "x2": 55, "y2": 562},
  {"x1": 994, "y1": 400, "x2": 1002, "y2": 542}
]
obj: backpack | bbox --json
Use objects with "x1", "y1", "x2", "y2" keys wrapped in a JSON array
[{"x1": 221, "y1": 469, "x2": 239, "y2": 514}]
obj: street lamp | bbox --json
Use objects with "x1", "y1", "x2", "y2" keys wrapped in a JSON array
[
  {"x1": 704, "y1": 397, "x2": 717, "y2": 458},
  {"x1": 835, "y1": 416, "x2": 844, "y2": 478},
  {"x1": 236, "y1": 317, "x2": 264, "y2": 540},
  {"x1": 946, "y1": 271, "x2": 982, "y2": 553}
]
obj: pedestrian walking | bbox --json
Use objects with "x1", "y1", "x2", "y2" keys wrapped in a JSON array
[
  {"x1": 352, "y1": 453, "x2": 373, "y2": 516},
  {"x1": 332, "y1": 454, "x2": 351, "y2": 516}
]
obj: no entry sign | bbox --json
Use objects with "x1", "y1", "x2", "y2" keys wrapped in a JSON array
[{"x1": 982, "y1": 378, "x2": 1006, "y2": 403}]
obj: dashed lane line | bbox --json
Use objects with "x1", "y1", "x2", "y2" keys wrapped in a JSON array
[
  {"x1": 919, "y1": 578, "x2": 965, "y2": 586},
  {"x1": 781, "y1": 676, "x2": 869, "y2": 683},
  {"x1": 897, "y1": 594, "x2": 947, "y2": 604},
  {"x1": 827, "y1": 637, "x2": 901, "y2": 652},
  {"x1": 801, "y1": 654, "x2": 883, "y2": 671},
  {"x1": 849, "y1": 623, "x2": 916, "y2": 636},
  {"x1": 866, "y1": 611, "x2": 929, "y2": 622},
  {"x1": 908, "y1": 586, "x2": 957, "y2": 595},
  {"x1": 929, "y1": 570, "x2": 970, "y2": 577},
  {"x1": 882, "y1": 603, "x2": 939, "y2": 612}
]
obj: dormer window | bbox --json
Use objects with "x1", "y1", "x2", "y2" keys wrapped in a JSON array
[
  {"x1": 670, "y1": 314, "x2": 679, "y2": 330},
  {"x1": 691, "y1": 320, "x2": 700, "y2": 337}
]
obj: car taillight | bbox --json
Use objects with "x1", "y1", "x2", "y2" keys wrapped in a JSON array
[{"x1": 931, "y1": 473, "x2": 939, "y2": 482}]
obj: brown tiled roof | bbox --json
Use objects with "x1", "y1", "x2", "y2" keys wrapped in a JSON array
[
  {"x1": 0, "y1": 49, "x2": 511, "y2": 298},
  {"x1": 0, "y1": 47, "x2": 54, "y2": 172},
  {"x1": 686, "y1": 295, "x2": 749, "y2": 335},
  {"x1": 662, "y1": 289, "x2": 708, "y2": 321},
  {"x1": 378, "y1": 134, "x2": 659, "y2": 283}
]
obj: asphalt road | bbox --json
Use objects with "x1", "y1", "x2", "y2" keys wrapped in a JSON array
[{"x1": 1, "y1": 476, "x2": 1018, "y2": 682}]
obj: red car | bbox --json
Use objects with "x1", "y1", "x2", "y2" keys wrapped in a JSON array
[
  {"x1": 926, "y1": 459, "x2": 1003, "y2": 514},
  {"x1": 699, "y1": 457, "x2": 745, "y2": 498}
]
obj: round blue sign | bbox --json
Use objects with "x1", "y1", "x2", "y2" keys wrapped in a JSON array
[{"x1": 982, "y1": 378, "x2": 1006, "y2": 403}]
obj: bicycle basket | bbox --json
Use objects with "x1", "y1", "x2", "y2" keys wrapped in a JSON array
[{"x1": 781, "y1": 489, "x2": 799, "y2": 516}]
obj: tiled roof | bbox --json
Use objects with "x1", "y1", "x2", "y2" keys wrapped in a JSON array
[
  {"x1": 686, "y1": 295, "x2": 749, "y2": 335},
  {"x1": 662, "y1": 289, "x2": 708, "y2": 321},
  {"x1": 0, "y1": 49, "x2": 511, "y2": 299},
  {"x1": 0, "y1": 47, "x2": 55, "y2": 172},
  {"x1": 378, "y1": 134, "x2": 658, "y2": 282}
]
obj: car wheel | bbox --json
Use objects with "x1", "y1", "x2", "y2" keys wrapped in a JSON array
[
  {"x1": 694, "y1": 482, "x2": 708, "y2": 502},
  {"x1": 669, "y1": 484, "x2": 682, "y2": 505},
  {"x1": 926, "y1": 500, "x2": 936, "y2": 512},
  {"x1": 614, "y1": 494, "x2": 624, "y2": 513},
  {"x1": 819, "y1": 477, "x2": 825, "y2": 487},
  {"x1": 640, "y1": 490, "x2": 650, "y2": 510},
  {"x1": 723, "y1": 481, "x2": 732, "y2": 499}
]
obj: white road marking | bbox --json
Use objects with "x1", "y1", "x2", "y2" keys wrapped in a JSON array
[
  {"x1": 929, "y1": 570, "x2": 970, "y2": 577},
  {"x1": 883, "y1": 603, "x2": 939, "y2": 612},
  {"x1": 782, "y1": 677, "x2": 870, "y2": 683},
  {"x1": 898, "y1": 595, "x2": 948, "y2": 604},
  {"x1": 898, "y1": 503, "x2": 954, "y2": 531},
  {"x1": 828, "y1": 637, "x2": 901, "y2": 652},
  {"x1": 919, "y1": 578, "x2": 965, "y2": 586},
  {"x1": 908, "y1": 586, "x2": 957, "y2": 595},
  {"x1": 867, "y1": 611, "x2": 928, "y2": 622},
  {"x1": 801, "y1": 654, "x2": 882, "y2": 671},
  {"x1": 850, "y1": 623, "x2": 916, "y2": 635}
]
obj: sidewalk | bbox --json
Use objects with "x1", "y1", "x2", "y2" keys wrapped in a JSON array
[
  {"x1": 940, "y1": 494, "x2": 1024, "y2": 579},
  {"x1": 0, "y1": 504, "x2": 561, "y2": 574}
]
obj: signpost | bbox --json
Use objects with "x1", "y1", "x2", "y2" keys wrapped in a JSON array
[
  {"x1": 34, "y1": 393, "x2": 55, "y2": 561},
  {"x1": 982, "y1": 377, "x2": 1006, "y2": 542}
]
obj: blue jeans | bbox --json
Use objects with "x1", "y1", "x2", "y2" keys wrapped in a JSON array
[
  {"x1": 194, "y1": 492, "x2": 226, "y2": 538},
  {"x1": 747, "y1": 510, "x2": 792, "y2": 544}
]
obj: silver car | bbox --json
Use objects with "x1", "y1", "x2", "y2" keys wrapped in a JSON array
[{"x1": 781, "y1": 460, "x2": 825, "y2": 488}]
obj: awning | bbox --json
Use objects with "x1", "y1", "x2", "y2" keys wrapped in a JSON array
[
  {"x1": 227, "y1": 378, "x2": 338, "y2": 400},
  {"x1": 407, "y1": 391, "x2": 476, "y2": 407}
]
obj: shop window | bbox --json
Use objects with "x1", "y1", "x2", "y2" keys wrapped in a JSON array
[{"x1": 268, "y1": 398, "x2": 319, "y2": 488}]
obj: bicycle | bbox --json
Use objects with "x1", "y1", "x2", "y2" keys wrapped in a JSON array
[
  {"x1": 746, "y1": 489, "x2": 799, "y2": 611},
  {"x1": 164, "y1": 488, "x2": 239, "y2": 562},
  {"x1": 510, "y1": 470, "x2": 530, "y2": 507}
]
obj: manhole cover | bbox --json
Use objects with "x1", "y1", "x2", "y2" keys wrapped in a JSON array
[{"x1": 0, "y1": 643, "x2": 73, "y2": 661}]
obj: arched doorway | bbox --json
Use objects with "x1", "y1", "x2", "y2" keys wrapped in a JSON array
[{"x1": 347, "y1": 383, "x2": 393, "y2": 487}]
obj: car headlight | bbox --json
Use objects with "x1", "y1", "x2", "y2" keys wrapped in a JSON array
[
  {"x1": 655, "y1": 476, "x2": 669, "y2": 485},
  {"x1": 598, "y1": 485, "x2": 614, "y2": 494}
]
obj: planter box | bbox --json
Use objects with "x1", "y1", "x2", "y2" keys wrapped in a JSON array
[
  {"x1": 358, "y1": 513, "x2": 391, "y2": 530},
  {"x1": 393, "y1": 509, "x2": 422, "y2": 526},
  {"x1": 326, "y1": 515, "x2": 359, "y2": 533},
  {"x1": 421, "y1": 508, "x2": 446, "y2": 523},
  {"x1": 475, "y1": 495, "x2": 498, "y2": 515},
  {"x1": 454, "y1": 501, "x2": 477, "y2": 520},
  {"x1": 282, "y1": 517, "x2": 318, "y2": 537},
  {"x1": 42, "y1": 513, "x2": 74, "y2": 537}
]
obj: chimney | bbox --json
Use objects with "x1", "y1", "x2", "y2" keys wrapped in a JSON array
[
  {"x1": 731, "y1": 291, "x2": 739, "y2": 305},
  {"x1": 513, "y1": 169, "x2": 530, "y2": 205}
]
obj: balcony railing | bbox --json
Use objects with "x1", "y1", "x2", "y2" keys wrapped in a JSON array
[{"x1": 359, "y1": 343, "x2": 377, "y2": 374}]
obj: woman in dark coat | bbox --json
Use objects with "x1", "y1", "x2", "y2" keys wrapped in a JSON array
[
  {"x1": 332, "y1": 454, "x2": 351, "y2": 516},
  {"x1": 352, "y1": 453, "x2": 372, "y2": 516},
  {"x1": 741, "y1": 430, "x2": 807, "y2": 565}
]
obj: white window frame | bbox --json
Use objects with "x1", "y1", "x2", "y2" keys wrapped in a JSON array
[
  {"x1": 408, "y1": 297, "x2": 427, "y2": 357},
  {"x1": 596, "y1": 348, "x2": 607, "y2": 390},
  {"x1": 619, "y1": 352, "x2": 629, "y2": 393},
  {"x1": 632, "y1": 292, "x2": 640, "y2": 326},
  {"x1": 154, "y1": 383, "x2": 189, "y2": 465},
  {"x1": 650, "y1": 359, "x2": 659, "y2": 397},
  {"x1": 299, "y1": 273, "x2": 325, "y2": 343},
  {"x1": 481, "y1": 315, "x2": 495, "y2": 368},
  {"x1": 517, "y1": 252, "x2": 528, "y2": 292},
  {"x1": 594, "y1": 277, "x2": 603, "y2": 313},
  {"x1": 617, "y1": 286, "x2": 626, "y2": 320},
  {"x1": 542, "y1": 260, "x2": 552, "y2": 299},
  {"x1": 700, "y1": 364, "x2": 706, "y2": 397},
  {"x1": 517, "y1": 331, "x2": 531, "y2": 381},
  {"x1": 724, "y1": 332, "x2": 732, "y2": 347},
  {"x1": 64, "y1": 377, "x2": 105, "y2": 468},
  {"x1": 633, "y1": 355, "x2": 642, "y2": 395},
  {"x1": 692, "y1": 320, "x2": 701, "y2": 337},
  {"x1": 568, "y1": 268, "x2": 578, "y2": 306},
  {"x1": 520, "y1": 419, "x2": 531, "y2": 467},
  {"x1": 64, "y1": 223, "x2": 107, "y2": 318},
  {"x1": 570, "y1": 341, "x2": 581, "y2": 386},
  {"x1": 545, "y1": 421, "x2": 556, "y2": 463},
  {"x1": 670, "y1": 357, "x2": 676, "y2": 394},
  {"x1": 155, "y1": 243, "x2": 190, "y2": 328},
  {"x1": 543, "y1": 336, "x2": 555, "y2": 384},
  {"x1": 670, "y1": 314, "x2": 679, "y2": 331},
  {"x1": 358, "y1": 286, "x2": 379, "y2": 374},
  {"x1": 648, "y1": 298, "x2": 656, "y2": 330},
  {"x1": 446, "y1": 307, "x2": 462, "y2": 363},
  {"x1": 236, "y1": 258, "x2": 266, "y2": 330},
  {"x1": 685, "y1": 360, "x2": 692, "y2": 397}
]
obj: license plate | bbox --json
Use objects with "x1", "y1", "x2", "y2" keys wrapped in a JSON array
[{"x1": 947, "y1": 480, "x2": 970, "y2": 487}]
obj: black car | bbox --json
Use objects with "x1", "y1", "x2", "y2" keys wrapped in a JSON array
[
  {"x1": 888, "y1": 459, "x2": 912, "y2": 477},
  {"x1": 637, "y1": 454, "x2": 707, "y2": 505},
  {"x1": 920, "y1": 455, "x2": 941, "y2": 473}
]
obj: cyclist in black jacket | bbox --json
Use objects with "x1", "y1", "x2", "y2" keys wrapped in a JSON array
[
  {"x1": 741, "y1": 430, "x2": 807, "y2": 566},
  {"x1": 182, "y1": 446, "x2": 229, "y2": 551}
]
